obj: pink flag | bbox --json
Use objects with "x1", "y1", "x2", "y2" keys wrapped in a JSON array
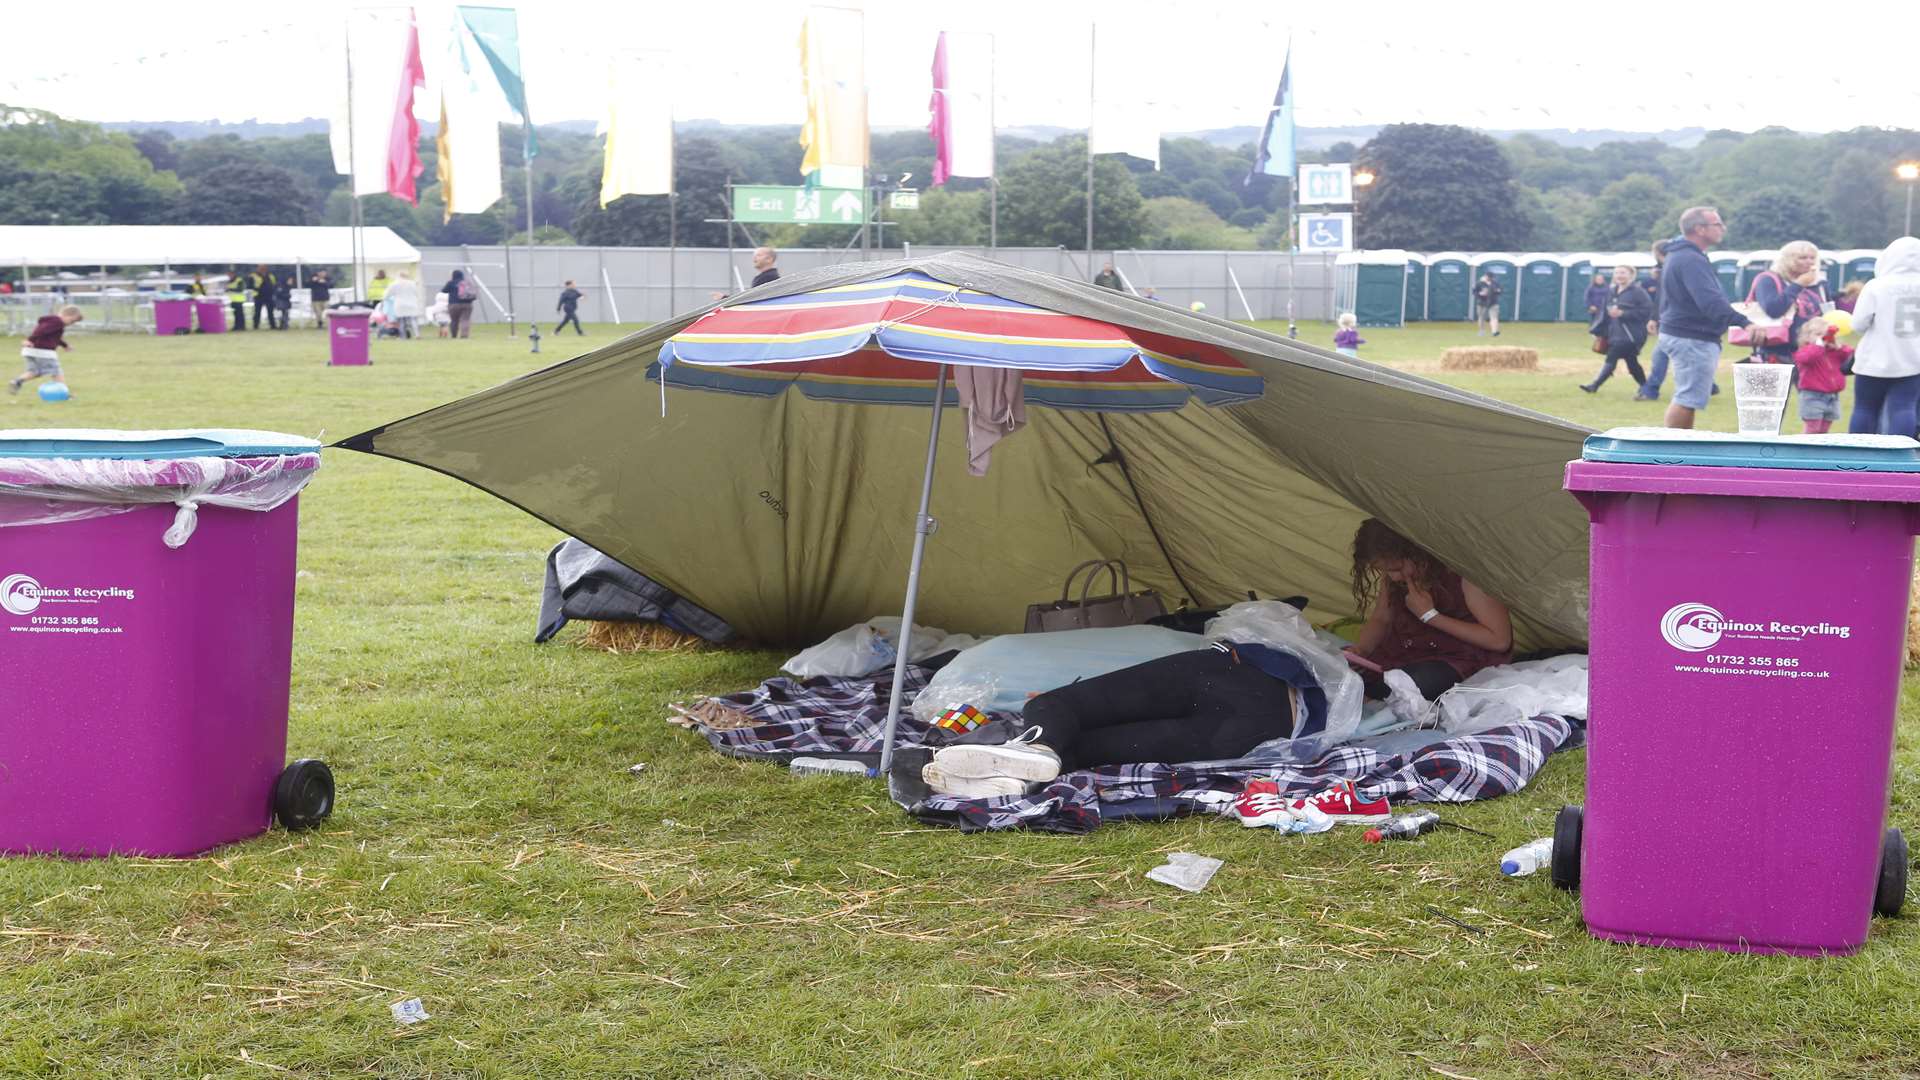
[
  {"x1": 929, "y1": 31, "x2": 954, "y2": 187},
  {"x1": 928, "y1": 31, "x2": 993, "y2": 188},
  {"x1": 386, "y1": 10, "x2": 427, "y2": 204}
]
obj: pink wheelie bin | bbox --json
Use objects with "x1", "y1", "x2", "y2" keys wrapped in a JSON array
[
  {"x1": 0, "y1": 429, "x2": 334, "y2": 858},
  {"x1": 1561, "y1": 428, "x2": 1915, "y2": 955}
]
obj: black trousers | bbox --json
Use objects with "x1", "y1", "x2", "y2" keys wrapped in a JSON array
[
  {"x1": 1590, "y1": 342, "x2": 1646, "y2": 388},
  {"x1": 230, "y1": 302, "x2": 247, "y2": 330},
  {"x1": 555, "y1": 310, "x2": 583, "y2": 334},
  {"x1": 1022, "y1": 649, "x2": 1296, "y2": 771},
  {"x1": 253, "y1": 296, "x2": 275, "y2": 329}
]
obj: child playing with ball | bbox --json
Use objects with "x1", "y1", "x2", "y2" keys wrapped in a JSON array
[
  {"x1": 9, "y1": 305, "x2": 82, "y2": 399},
  {"x1": 1790, "y1": 316, "x2": 1851, "y2": 434}
]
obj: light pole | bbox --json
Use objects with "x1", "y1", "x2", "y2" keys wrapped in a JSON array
[
  {"x1": 1899, "y1": 162, "x2": 1920, "y2": 237},
  {"x1": 1352, "y1": 167, "x2": 1376, "y2": 250}
]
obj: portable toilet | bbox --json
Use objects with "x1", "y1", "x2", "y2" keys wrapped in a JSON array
[
  {"x1": 1602, "y1": 250, "x2": 1658, "y2": 287},
  {"x1": 1471, "y1": 253, "x2": 1520, "y2": 322},
  {"x1": 1709, "y1": 251, "x2": 1743, "y2": 301},
  {"x1": 1335, "y1": 250, "x2": 1410, "y2": 328},
  {"x1": 1516, "y1": 253, "x2": 1565, "y2": 322},
  {"x1": 1841, "y1": 249, "x2": 1878, "y2": 285},
  {"x1": 1425, "y1": 252, "x2": 1473, "y2": 320},
  {"x1": 1822, "y1": 251, "x2": 1844, "y2": 297},
  {"x1": 1735, "y1": 249, "x2": 1777, "y2": 300},
  {"x1": 1561, "y1": 254, "x2": 1599, "y2": 322},
  {"x1": 1403, "y1": 253, "x2": 1428, "y2": 322}
]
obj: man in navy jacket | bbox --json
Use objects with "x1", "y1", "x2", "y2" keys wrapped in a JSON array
[{"x1": 1648, "y1": 207, "x2": 1750, "y2": 429}]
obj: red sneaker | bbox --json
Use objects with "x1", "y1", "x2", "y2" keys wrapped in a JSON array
[
  {"x1": 1228, "y1": 778, "x2": 1290, "y2": 828},
  {"x1": 1288, "y1": 780, "x2": 1390, "y2": 824}
]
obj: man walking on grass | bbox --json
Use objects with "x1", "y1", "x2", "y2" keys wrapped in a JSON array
[{"x1": 1652, "y1": 206, "x2": 1749, "y2": 429}]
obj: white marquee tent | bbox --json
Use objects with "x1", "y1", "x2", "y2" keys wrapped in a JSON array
[{"x1": 0, "y1": 225, "x2": 420, "y2": 294}]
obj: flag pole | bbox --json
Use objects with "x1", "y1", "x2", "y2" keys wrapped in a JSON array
[
  {"x1": 988, "y1": 34, "x2": 998, "y2": 252},
  {"x1": 342, "y1": 18, "x2": 364, "y2": 302},
  {"x1": 1085, "y1": 22, "x2": 1095, "y2": 270},
  {"x1": 1287, "y1": 175, "x2": 1297, "y2": 339}
]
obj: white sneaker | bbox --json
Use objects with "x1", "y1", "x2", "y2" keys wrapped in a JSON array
[
  {"x1": 920, "y1": 763, "x2": 1032, "y2": 799},
  {"x1": 923, "y1": 726, "x2": 1062, "y2": 791}
]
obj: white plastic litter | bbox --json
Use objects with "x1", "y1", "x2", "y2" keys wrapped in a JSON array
[
  {"x1": 1273, "y1": 801, "x2": 1335, "y2": 834},
  {"x1": 0, "y1": 431, "x2": 320, "y2": 548},
  {"x1": 781, "y1": 617, "x2": 987, "y2": 679},
  {"x1": 1432, "y1": 654, "x2": 1589, "y2": 736},
  {"x1": 1145, "y1": 852, "x2": 1223, "y2": 893},
  {"x1": 389, "y1": 998, "x2": 430, "y2": 1024},
  {"x1": 1203, "y1": 600, "x2": 1366, "y2": 746}
]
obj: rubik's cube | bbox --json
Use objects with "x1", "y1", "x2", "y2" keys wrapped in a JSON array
[{"x1": 933, "y1": 704, "x2": 987, "y2": 734}]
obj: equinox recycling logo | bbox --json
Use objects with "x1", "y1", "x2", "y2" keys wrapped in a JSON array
[
  {"x1": 1, "y1": 573, "x2": 42, "y2": 616},
  {"x1": 1660, "y1": 602, "x2": 1724, "y2": 652}
]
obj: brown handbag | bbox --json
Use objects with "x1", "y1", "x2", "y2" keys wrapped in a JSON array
[
  {"x1": 1023, "y1": 559, "x2": 1168, "y2": 633},
  {"x1": 1590, "y1": 335, "x2": 1608, "y2": 354}
]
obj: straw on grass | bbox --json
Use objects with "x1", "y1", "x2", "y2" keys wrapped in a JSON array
[
  {"x1": 1440, "y1": 347, "x2": 1539, "y2": 371},
  {"x1": 576, "y1": 620, "x2": 709, "y2": 654}
]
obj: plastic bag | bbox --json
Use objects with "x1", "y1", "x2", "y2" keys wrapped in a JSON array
[
  {"x1": 781, "y1": 617, "x2": 985, "y2": 680},
  {"x1": 1203, "y1": 600, "x2": 1365, "y2": 746},
  {"x1": 0, "y1": 450, "x2": 320, "y2": 547},
  {"x1": 910, "y1": 625, "x2": 1210, "y2": 723}
]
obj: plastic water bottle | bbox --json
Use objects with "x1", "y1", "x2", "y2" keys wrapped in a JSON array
[
  {"x1": 1364, "y1": 811, "x2": 1441, "y2": 843},
  {"x1": 1500, "y1": 837, "x2": 1554, "y2": 876},
  {"x1": 789, "y1": 757, "x2": 874, "y2": 778}
]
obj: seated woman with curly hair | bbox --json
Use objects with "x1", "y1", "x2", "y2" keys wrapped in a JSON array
[{"x1": 1343, "y1": 518, "x2": 1513, "y2": 701}]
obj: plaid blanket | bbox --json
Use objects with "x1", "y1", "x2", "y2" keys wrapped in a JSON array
[
  {"x1": 681, "y1": 664, "x2": 942, "y2": 758},
  {"x1": 677, "y1": 665, "x2": 1582, "y2": 833}
]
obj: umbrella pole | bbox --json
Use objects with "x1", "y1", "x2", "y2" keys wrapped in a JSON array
[{"x1": 877, "y1": 364, "x2": 950, "y2": 777}]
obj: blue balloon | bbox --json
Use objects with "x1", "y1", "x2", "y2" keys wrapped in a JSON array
[{"x1": 37, "y1": 382, "x2": 69, "y2": 402}]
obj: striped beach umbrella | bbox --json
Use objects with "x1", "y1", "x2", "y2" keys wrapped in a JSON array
[{"x1": 654, "y1": 270, "x2": 1265, "y2": 773}]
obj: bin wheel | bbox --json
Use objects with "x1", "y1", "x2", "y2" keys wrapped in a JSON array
[
  {"x1": 273, "y1": 759, "x2": 335, "y2": 832},
  {"x1": 1551, "y1": 804, "x2": 1583, "y2": 892},
  {"x1": 1875, "y1": 827, "x2": 1907, "y2": 917}
]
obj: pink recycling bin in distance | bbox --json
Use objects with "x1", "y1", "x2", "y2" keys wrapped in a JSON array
[
  {"x1": 194, "y1": 297, "x2": 227, "y2": 334},
  {"x1": 327, "y1": 308, "x2": 371, "y2": 366},
  {"x1": 152, "y1": 298, "x2": 194, "y2": 336},
  {"x1": 0, "y1": 429, "x2": 333, "y2": 858},
  {"x1": 1562, "y1": 429, "x2": 1915, "y2": 956}
]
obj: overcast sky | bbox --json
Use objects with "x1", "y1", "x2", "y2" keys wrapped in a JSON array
[{"x1": 5, "y1": 0, "x2": 1917, "y2": 136}]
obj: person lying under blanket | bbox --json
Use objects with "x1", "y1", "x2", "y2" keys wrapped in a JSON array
[{"x1": 921, "y1": 519, "x2": 1513, "y2": 798}]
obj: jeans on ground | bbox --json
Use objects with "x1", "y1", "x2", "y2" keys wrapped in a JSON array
[
  {"x1": 1021, "y1": 649, "x2": 1296, "y2": 771},
  {"x1": 1849, "y1": 373, "x2": 1920, "y2": 435}
]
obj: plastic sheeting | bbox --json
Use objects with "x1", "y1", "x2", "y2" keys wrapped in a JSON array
[
  {"x1": 910, "y1": 625, "x2": 1210, "y2": 723},
  {"x1": 782, "y1": 617, "x2": 987, "y2": 680},
  {"x1": 0, "y1": 451, "x2": 321, "y2": 548}
]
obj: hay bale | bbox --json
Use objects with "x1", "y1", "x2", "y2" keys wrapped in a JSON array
[
  {"x1": 576, "y1": 620, "x2": 710, "y2": 654},
  {"x1": 1440, "y1": 346, "x2": 1539, "y2": 371}
]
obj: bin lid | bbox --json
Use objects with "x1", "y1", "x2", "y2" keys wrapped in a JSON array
[
  {"x1": 0, "y1": 428, "x2": 320, "y2": 460},
  {"x1": 1581, "y1": 427, "x2": 1920, "y2": 472}
]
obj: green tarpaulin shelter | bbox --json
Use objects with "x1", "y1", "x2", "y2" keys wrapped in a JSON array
[{"x1": 339, "y1": 252, "x2": 1593, "y2": 650}]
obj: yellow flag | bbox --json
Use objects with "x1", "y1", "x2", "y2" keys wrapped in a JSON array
[{"x1": 798, "y1": 7, "x2": 868, "y2": 187}]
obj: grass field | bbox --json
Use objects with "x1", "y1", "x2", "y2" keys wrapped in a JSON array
[{"x1": 3, "y1": 317, "x2": 1915, "y2": 1079}]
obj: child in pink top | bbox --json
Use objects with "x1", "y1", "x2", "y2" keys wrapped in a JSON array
[{"x1": 1791, "y1": 316, "x2": 1851, "y2": 434}]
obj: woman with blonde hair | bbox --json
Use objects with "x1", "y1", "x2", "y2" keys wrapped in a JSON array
[{"x1": 1747, "y1": 240, "x2": 1828, "y2": 364}]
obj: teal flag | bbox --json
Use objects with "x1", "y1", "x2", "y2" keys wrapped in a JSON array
[{"x1": 458, "y1": 5, "x2": 536, "y2": 158}]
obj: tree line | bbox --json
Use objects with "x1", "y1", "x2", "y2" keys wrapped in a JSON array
[{"x1": 2, "y1": 103, "x2": 1915, "y2": 255}]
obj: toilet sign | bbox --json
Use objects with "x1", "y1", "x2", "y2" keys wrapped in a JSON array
[
  {"x1": 1297, "y1": 213, "x2": 1353, "y2": 253},
  {"x1": 1296, "y1": 163, "x2": 1353, "y2": 205}
]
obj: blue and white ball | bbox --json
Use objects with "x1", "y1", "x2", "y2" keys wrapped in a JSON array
[{"x1": 37, "y1": 382, "x2": 69, "y2": 402}]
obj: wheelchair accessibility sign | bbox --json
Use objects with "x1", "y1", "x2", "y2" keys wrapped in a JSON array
[{"x1": 1297, "y1": 213, "x2": 1352, "y2": 253}]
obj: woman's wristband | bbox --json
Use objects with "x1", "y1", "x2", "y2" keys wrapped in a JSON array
[{"x1": 1418, "y1": 608, "x2": 1439, "y2": 624}]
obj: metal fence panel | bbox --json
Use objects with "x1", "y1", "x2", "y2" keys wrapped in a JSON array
[{"x1": 416, "y1": 246, "x2": 1339, "y2": 327}]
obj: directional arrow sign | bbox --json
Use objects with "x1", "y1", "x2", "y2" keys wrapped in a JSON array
[{"x1": 732, "y1": 185, "x2": 871, "y2": 224}]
